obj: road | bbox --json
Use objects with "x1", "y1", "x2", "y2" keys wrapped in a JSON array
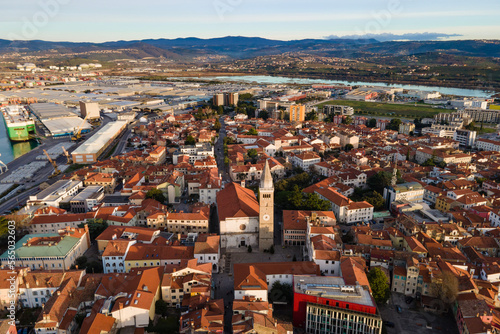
[
  {"x1": 111, "y1": 128, "x2": 132, "y2": 157},
  {"x1": 214, "y1": 115, "x2": 232, "y2": 183}
]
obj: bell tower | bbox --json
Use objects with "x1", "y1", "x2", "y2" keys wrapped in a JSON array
[{"x1": 259, "y1": 159, "x2": 274, "y2": 252}]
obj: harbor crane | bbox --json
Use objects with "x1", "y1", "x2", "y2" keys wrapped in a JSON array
[
  {"x1": 44, "y1": 149, "x2": 61, "y2": 178},
  {"x1": 61, "y1": 146, "x2": 72, "y2": 164},
  {"x1": 0, "y1": 154, "x2": 7, "y2": 175},
  {"x1": 71, "y1": 114, "x2": 89, "y2": 141}
]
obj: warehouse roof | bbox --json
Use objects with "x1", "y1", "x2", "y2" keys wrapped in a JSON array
[
  {"x1": 72, "y1": 121, "x2": 128, "y2": 155},
  {"x1": 29, "y1": 103, "x2": 77, "y2": 120}
]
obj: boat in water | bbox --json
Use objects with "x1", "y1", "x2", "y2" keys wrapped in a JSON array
[{"x1": 1, "y1": 105, "x2": 36, "y2": 142}]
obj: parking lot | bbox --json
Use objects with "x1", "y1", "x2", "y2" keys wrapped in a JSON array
[{"x1": 379, "y1": 293, "x2": 458, "y2": 334}]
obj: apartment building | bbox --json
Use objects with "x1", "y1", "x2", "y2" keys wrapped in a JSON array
[
  {"x1": 293, "y1": 275, "x2": 382, "y2": 334},
  {"x1": 476, "y1": 138, "x2": 500, "y2": 152},
  {"x1": 0, "y1": 226, "x2": 90, "y2": 271},
  {"x1": 233, "y1": 262, "x2": 320, "y2": 302},
  {"x1": 161, "y1": 259, "x2": 212, "y2": 308},
  {"x1": 172, "y1": 143, "x2": 215, "y2": 164},
  {"x1": 289, "y1": 104, "x2": 305, "y2": 122},
  {"x1": 383, "y1": 182, "x2": 424, "y2": 208}
]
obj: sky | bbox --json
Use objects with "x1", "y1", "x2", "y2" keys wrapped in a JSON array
[{"x1": 1, "y1": 0, "x2": 500, "y2": 42}]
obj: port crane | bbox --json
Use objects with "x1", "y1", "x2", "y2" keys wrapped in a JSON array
[
  {"x1": 71, "y1": 114, "x2": 89, "y2": 141},
  {"x1": 44, "y1": 149, "x2": 61, "y2": 178},
  {"x1": 61, "y1": 146, "x2": 72, "y2": 164},
  {"x1": 0, "y1": 154, "x2": 7, "y2": 175}
]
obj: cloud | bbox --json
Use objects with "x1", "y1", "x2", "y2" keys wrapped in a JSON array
[{"x1": 325, "y1": 32, "x2": 463, "y2": 42}]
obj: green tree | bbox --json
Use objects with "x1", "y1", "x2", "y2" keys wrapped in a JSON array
[
  {"x1": 422, "y1": 158, "x2": 436, "y2": 167},
  {"x1": 388, "y1": 118, "x2": 402, "y2": 131},
  {"x1": 363, "y1": 191, "x2": 385, "y2": 211},
  {"x1": 246, "y1": 106, "x2": 257, "y2": 118},
  {"x1": 305, "y1": 111, "x2": 318, "y2": 121},
  {"x1": 368, "y1": 268, "x2": 390, "y2": 304},
  {"x1": 367, "y1": 118, "x2": 377, "y2": 128},
  {"x1": 239, "y1": 93, "x2": 253, "y2": 100},
  {"x1": 302, "y1": 193, "x2": 331, "y2": 211},
  {"x1": 465, "y1": 121, "x2": 477, "y2": 131},
  {"x1": 476, "y1": 177, "x2": 487, "y2": 187},
  {"x1": 86, "y1": 261, "x2": 103, "y2": 273},
  {"x1": 269, "y1": 282, "x2": 293, "y2": 304},
  {"x1": 155, "y1": 300, "x2": 168, "y2": 316},
  {"x1": 146, "y1": 189, "x2": 166, "y2": 203},
  {"x1": 367, "y1": 171, "x2": 393, "y2": 194},
  {"x1": 79, "y1": 220, "x2": 108, "y2": 240},
  {"x1": 247, "y1": 128, "x2": 258, "y2": 136},
  {"x1": 258, "y1": 110, "x2": 269, "y2": 120},
  {"x1": 343, "y1": 115, "x2": 353, "y2": 125},
  {"x1": 75, "y1": 256, "x2": 88, "y2": 268},
  {"x1": 213, "y1": 119, "x2": 221, "y2": 131},
  {"x1": 247, "y1": 148, "x2": 258, "y2": 160},
  {"x1": 0, "y1": 217, "x2": 10, "y2": 238},
  {"x1": 185, "y1": 135, "x2": 196, "y2": 145}
]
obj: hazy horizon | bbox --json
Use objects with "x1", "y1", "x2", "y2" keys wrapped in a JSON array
[{"x1": 1, "y1": 0, "x2": 499, "y2": 43}]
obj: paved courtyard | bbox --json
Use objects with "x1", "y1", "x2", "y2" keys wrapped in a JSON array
[{"x1": 379, "y1": 293, "x2": 459, "y2": 334}]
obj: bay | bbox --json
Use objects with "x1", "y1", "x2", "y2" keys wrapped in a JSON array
[{"x1": 195, "y1": 75, "x2": 494, "y2": 98}]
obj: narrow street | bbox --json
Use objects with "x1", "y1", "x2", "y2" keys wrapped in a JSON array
[{"x1": 214, "y1": 115, "x2": 231, "y2": 183}]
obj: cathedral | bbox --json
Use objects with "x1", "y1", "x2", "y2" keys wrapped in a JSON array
[{"x1": 216, "y1": 160, "x2": 275, "y2": 251}]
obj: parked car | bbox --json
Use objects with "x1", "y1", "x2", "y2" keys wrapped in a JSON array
[
  {"x1": 396, "y1": 305, "x2": 402, "y2": 313},
  {"x1": 405, "y1": 296, "x2": 414, "y2": 304},
  {"x1": 384, "y1": 321, "x2": 395, "y2": 328}
]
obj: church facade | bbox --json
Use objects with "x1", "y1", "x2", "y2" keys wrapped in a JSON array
[{"x1": 216, "y1": 160, "x2": 275, "y2": 251}]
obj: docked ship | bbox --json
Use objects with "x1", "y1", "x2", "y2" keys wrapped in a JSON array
[{"x1": 1, "y1": 105, "x2": 36, "y2": 142}]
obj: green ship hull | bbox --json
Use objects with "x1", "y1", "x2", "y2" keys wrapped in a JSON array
[{"x1": 7, "y1": 123, "x2": 36, "y2": 141}]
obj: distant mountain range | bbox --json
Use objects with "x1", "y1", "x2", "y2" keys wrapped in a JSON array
[{"x1": 1, "y1": 36, "x2": 499, "y2": 60}]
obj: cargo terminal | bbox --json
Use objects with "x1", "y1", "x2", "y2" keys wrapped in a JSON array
[{"x1": 27, "y1": 102, "x2": 92, "y2": 137}]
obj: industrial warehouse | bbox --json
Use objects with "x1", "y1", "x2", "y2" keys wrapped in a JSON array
[
  {"x1": 71, "y1": 120, "x2": 128, "y2": 164},
  {"x1": 27, "y1": 102, "x2": 92, "y2": 137}
]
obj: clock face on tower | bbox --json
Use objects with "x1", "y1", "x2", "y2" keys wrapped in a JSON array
[{"x1": 263, "y1": 214, "x2": 270, "y2": 221}]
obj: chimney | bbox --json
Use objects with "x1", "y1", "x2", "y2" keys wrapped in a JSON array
[{"x1": 57, "y1": 291, "x2": 60, "y2": 296}]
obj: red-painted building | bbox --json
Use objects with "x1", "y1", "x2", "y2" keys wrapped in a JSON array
[{"x1": 293, "y1": 275, "x2": 382, "y2": 334}]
